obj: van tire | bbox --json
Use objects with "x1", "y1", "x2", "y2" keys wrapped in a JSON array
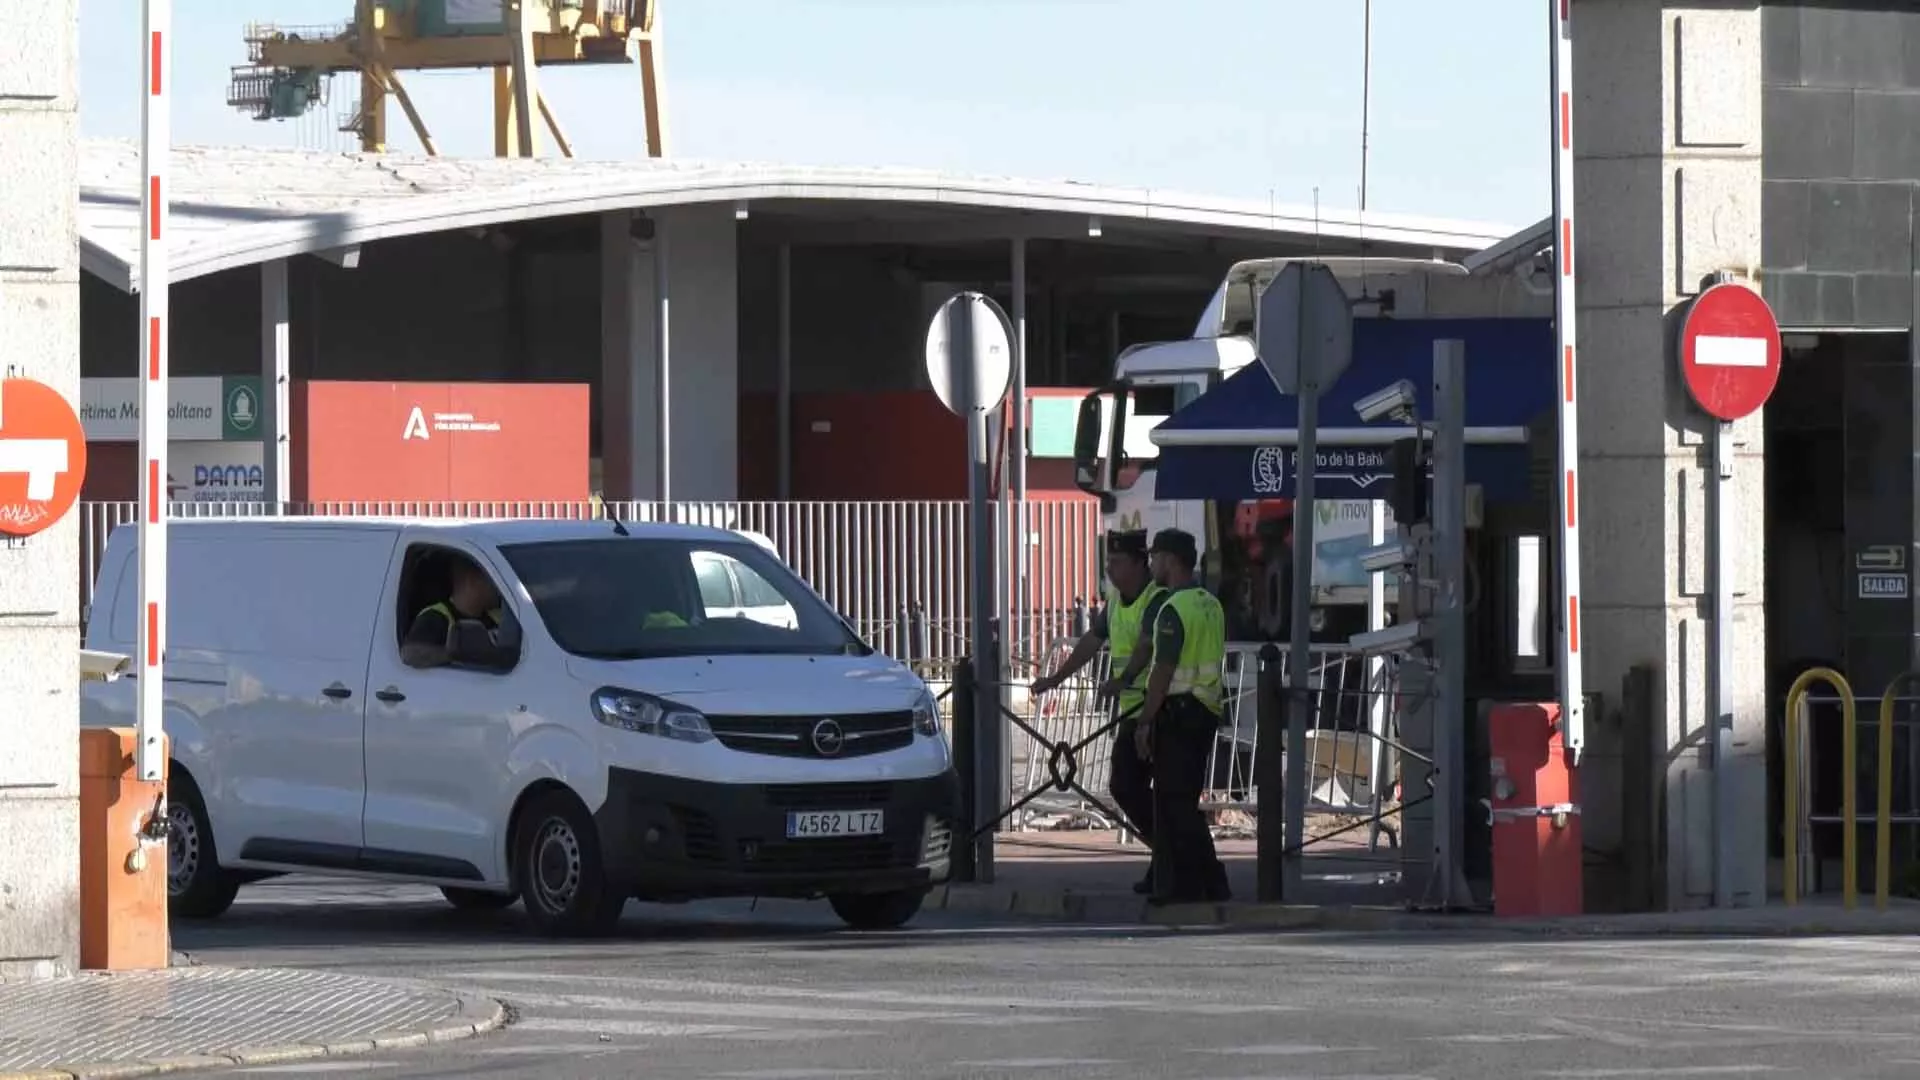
[
  {"x1": 168, "y1": 774, "x2": 241, "y2": 919},
  {"x1": 441, "y1": 887, "x2": 517, "y2": 912},
  {"x1": 513, "y1": 791, "x2": 624, "y2": 936},
  {"x1": 828, "y1": 888, "x2": 928, "y2": 931}
]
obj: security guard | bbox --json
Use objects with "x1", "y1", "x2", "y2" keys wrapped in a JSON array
[
  {"x1": 401, "y1": 558, "x2": 513, "y2": 669},
  {"x1": 1137, "y1": 527, "x2": 1231, "y2": 905},
  {"x1": 1029, "y1": 530, "x2": 1167, "y2": 894}
]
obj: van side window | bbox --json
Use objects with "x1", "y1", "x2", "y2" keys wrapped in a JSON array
[{"x1": 396, "y1": 544, "x2": 518, "y2": 674}]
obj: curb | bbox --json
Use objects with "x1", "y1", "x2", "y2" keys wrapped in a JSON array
[
  {"x1": 0, "y1": 987, "x2": 507, "y2": 1080},
  {"x1": 928, "y1": 882, "x2": 1920, "y2": 937}
]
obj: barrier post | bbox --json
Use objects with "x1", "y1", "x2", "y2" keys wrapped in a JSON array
[
  {"x1": 1874, "y1": 672, "x2": 1920, "y2": 911},
  {"x1": 1783, "y1": 667, "x2": 1854, "y2": 907}
]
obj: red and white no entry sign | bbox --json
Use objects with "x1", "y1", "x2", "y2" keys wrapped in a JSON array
[{"x1": 1679, "y1": 282, "x2": 1782, "y2": 422}]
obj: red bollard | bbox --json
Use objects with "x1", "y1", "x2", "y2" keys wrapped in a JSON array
[{"x1": 1488, "y1": 703, "x2": 1582, "y2": 918}]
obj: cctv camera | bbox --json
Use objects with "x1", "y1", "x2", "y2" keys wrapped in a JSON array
[
  {"x1": 1347, "y1": 620, "x2": 1425, "y2": 657},
  {"x1": 1358, "y1": 540, "x2": 1414, "y2": 575},
  {"x1": 1353, "y1": 380, "x2": 1419, "y2": 424},
  {"x1": 78, "y1": 649, "x2": 133, "y2": 683}
]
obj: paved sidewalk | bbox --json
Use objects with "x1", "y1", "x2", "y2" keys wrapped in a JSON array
[
  {"x1": 0, "y1": 965, "x2": 503, "y2": 1079},
  {"x1": 926, "y1": 828, "x2": 1920, "y2": 936}
]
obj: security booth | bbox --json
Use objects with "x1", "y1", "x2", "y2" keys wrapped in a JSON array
[{"x1": 1072, "y1": 307, "x2": 1562, "y2": 902}]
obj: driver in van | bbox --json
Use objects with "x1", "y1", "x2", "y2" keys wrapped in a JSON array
[{"x1": 401, "y1": 559, "x2": 514, "y2": 669}]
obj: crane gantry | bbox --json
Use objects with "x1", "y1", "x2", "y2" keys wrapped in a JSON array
[{"x1": 227, "y1": 0, "x2": 664, "y2": 158}]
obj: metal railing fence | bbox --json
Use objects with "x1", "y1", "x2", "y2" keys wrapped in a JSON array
[
  {"x1": 1006, "y1": 639, "x2": 1408, "y2": 853},
  {"x1": 76, "y1": 498, "x2": 1103, "y2": 667}
]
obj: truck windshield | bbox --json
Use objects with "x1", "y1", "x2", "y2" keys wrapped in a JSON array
[{"x1": 498, "y1": 537, "x2": 870, "y2": 660}]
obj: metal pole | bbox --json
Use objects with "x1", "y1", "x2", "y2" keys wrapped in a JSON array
[
  {"x1": 1711, "y1": 420, "x2": 1734, "y2": 907},
  {"x1": 1548, "y1": 0, "x2": 1587, "y2": 762},
  {"x1": 654, "y1": 224, "x2": 671, "y2": 503},
  {"x1": 260, "y1": 259, "x2": 291, "y2": 513},
  {"x1": 1011, "y1": 238, "x2": 1029, "y2": 671},
  {"x1": 959, "y1": 304, "x2": 999, "y2": 883},
  {"x1": 1432, "y1": 340, "x2": 1470, "y2": 907},
  {"x1": 1282, "y1": 269, "x2": 1317, "y2": 900},
  {"x1": 135, "y1": 0, "x2": 171, "y2": 784},
  {"x1": 1366, "y1": 498, "x2": 1388, "y2": 812},
  {"x1": 776, "y1": 244, "x2": 792, "y2": 499},
  {"x1": 1255, "y1": 643, "x2": 1284, "y2": 901}
]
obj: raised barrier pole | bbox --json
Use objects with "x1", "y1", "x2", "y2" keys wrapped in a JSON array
[
  {"x1": 1873, "y1": 673, "x2": 1920, "y2": 911},
  {"x1": 1783, "y1": 667, "x2": 1854, "y2": 908}
]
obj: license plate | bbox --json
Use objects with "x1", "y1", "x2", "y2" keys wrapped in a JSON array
[{"x1": 785, "y1": 809, "x2": 884, "y2": 839}]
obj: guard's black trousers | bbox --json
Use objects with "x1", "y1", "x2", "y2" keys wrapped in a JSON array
[
  {"x1": 1109, "y1": 715, "x2": 1155, "y2": 843},
  {"x1": 1148, "y1": 694, "x2": 1229, "y2": 900}
]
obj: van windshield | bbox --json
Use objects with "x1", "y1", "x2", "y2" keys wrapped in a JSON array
[{"x1": 498, "y1": 537, "x2": 870, "y2": 660}]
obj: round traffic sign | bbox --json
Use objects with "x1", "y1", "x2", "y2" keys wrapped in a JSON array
[
  {"x1": 924, "y1": 292, "x2": 1014, "y2": 417},
  {"x1": 1679, "y1": 282, "x2": 1782, "y2": 422},
  {"x1": 0, "y1": 378, "x2": 88, "y2": 538}
]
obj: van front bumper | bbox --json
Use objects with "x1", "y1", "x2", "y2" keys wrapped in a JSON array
[{"x1": 591, "y1": 766, "x2": 963, "y2": 901}]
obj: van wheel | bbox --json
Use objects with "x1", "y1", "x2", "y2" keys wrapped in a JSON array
[
  {"x1": 514, "y1": 792, "x2": 623, "y2": 936},
  {"x1": 168, "y1": 775, "x2": 240, "y2": 919},
  {"x1": 441, "y1": 887, "x2": 518, "y2": 912},
  {"x1": 828, "y1": 888, "x2": 928, "y2": 931}
]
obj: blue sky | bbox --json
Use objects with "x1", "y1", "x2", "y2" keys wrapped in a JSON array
[{"x1": 80, "y1": 0, "x2": 1547, "y2": 227}]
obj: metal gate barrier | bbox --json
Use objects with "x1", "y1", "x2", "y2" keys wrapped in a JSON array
[{"x1": 940, "y1": 632, "x2": 1424, "y2": 893}]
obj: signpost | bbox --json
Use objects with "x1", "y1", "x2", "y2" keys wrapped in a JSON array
[
  {"x1": 0, "y1": 378, "x2": 89, "y2": 538},
  {"x1": 1254, "y1": 262, "x2": 1353, "y2": 901},
  {"x1": 1678, "y1": 279, "x2": 1782, "y2": 909},
  {"x1": 925, "y1": 291, "x2": 1014, "y2": 884}
]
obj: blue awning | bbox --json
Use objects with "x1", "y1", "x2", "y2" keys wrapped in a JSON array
[{"x1": 1150, "y1": 318, "x2": 1554, "y2": 502}]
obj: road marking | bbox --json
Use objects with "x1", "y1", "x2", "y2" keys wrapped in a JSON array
[
  {"x1": 1203, "y1": 1044, "x2": 1372, "y2": 1055},
  {"x1": 713, "y1": 1071, "x2": 888, "y2": 1079},
  {"x1": 1432, "y1": 1033, "x2": 1566, "y2": 1044},
  {"x1": 1528, "y1": 1060, "x2": 1781, "y2": 1068},
  {"x1": 1534, "y1": 1017, "x2": 1658, "y2": 1049},
  {"x1": 514, "y1": 1018, "x2": 753, "y2": 1038},
  {"x1": 952, "y1": 1053, "x2": 1121, "y2": 1060}
]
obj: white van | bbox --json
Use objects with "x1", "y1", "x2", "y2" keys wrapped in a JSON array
[{"x1": 81, "y1": 518, "x2": 960, "y2": 935}]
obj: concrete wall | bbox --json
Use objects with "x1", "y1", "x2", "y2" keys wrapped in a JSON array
[
  {"x1": 1574, "y1": 0, "x2": 1768, "y2": 910},
  {"x1": 0, "y1": 0, "x2": 80, "y2": 978},
  {"x1": 1761, "y1": 4, "x2": 1920, "y2": 330},
  {"x1": 598, "y1": 206, "x2": 740, "y2": 500},
  {"x1": 1761, "y1": 3, "x2": 1920, "y2": 694}
]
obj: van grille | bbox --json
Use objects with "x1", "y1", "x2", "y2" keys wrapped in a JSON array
[
  {"x1": 739, "y1": 837, "x2": 904, "y2": 874},
  {"x1": 707, "y1": 711, "x2": 916, "y2": 759},
  {"x1": 764, "y1": 782, "x2": 894, "y2": 810}
]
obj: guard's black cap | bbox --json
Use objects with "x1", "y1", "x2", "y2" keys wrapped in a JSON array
[
  {"x1": 1106, "y1": 530, "x2": 1149, "y2": 558},
  {"x1": 1148, "y1": 528, "x2": 1198, "y2": 564}
]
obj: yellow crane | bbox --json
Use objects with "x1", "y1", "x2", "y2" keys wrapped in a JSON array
[{"x1": 227, "y1": 0, "x2": 664, "y2": 158}]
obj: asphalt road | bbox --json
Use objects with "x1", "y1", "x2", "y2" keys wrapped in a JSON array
[{"x1": 177, "y1": 876, "x2": 1920, "y2": 1080}]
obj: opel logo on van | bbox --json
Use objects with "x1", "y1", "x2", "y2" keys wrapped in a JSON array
[{"x1": 811, "y1": 718, "x2": 846, "y2": 757}]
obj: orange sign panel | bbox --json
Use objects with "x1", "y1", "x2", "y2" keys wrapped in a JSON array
[
  {"x1": 0, "y1": 378, "x2": 89, "y2": 537},
  {"x1": 296, "y1": 381, "x2": 589, "y2": 504}
]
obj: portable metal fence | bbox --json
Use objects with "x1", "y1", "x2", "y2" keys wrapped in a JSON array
[{"x1": 1012, "y1": 640, "x2": 1405, "y2": 851}]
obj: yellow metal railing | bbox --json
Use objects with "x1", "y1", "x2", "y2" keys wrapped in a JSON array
[{"x1": 1783, "y1": 666, "x2": 1903, "y2": 910}]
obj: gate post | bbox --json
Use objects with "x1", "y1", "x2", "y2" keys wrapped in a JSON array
[
  {"x1": 1255, "y1": 643, "x2": 1285, "y2": 902},
  {"x1": 951, "y1": 656, "x2": 978, "y2": 884}
]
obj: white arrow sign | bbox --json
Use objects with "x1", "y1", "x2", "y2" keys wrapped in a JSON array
[{"x1": 0, "y1": 380, "x2": 70, "y2": 500}]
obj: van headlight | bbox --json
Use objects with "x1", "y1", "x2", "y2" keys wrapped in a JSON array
[
  {"x1": 911, "y1": 688, "x2": 940, "y2": 737},
  {"x1": 591, "y1": 687, "x2": 714, "y2": 743}
]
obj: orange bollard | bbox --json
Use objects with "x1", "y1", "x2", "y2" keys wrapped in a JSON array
[
  {"x1": 1488, "y1": 703, "x2": 1583, "y2": 918},
  {"x1": 78, "y1": 727, "x2": 170, "y2": 970}
]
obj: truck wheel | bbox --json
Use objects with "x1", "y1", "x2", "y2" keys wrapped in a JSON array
[
  {"x1": 513, "y1": 791, "x2": 624, "y2": 936},
  {"x1": 829, "y1": 888, "x2": 928, "y2": 931},
  {"x1": 441, "y1": 887, "x2": 517, "y2": 911},
  {"x1": 168, "y1": 774, "x2": 240, "y2": 919}
]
